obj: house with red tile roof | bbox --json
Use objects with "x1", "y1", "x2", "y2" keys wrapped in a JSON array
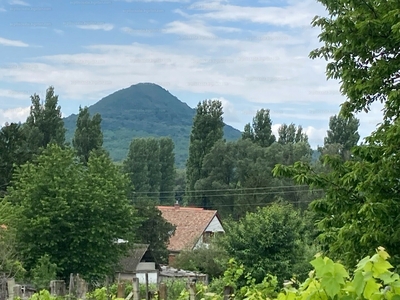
[{"x1": 157, "y1": 202, "x2": 224, "y2": 265}]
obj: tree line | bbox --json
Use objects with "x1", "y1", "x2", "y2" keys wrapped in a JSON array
[{"x1": 0, "y1": 84, "x2": 361, "y2": 288}]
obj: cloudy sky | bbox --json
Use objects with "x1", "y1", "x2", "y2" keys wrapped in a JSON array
[{"x1": 0, "y1": 0, "x2": 383, "y2": 148}]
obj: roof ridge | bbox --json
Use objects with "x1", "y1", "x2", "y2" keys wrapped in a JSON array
[{"x1": 156, "y1": 206, "x2": 217, "y2": 212}]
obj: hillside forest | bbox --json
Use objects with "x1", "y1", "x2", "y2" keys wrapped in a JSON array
[{"x1": 2, "y1": 0, "x2": 400, "y2": 297}]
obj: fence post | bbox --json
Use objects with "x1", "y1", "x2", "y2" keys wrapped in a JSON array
[
  {"x1": 0, "y1": 276, "x2": 7, "y2": 300},
  {"x1": 158, "y1": 283, "x2": 167, "y2": 300},
  {"x1": 12, "y1": 285, "x2": 22, "y2": 299},
  {"x1": 132, "y1": 277, "x2": 140, "y2": 300},
  {"x1": 50, "y1": 280, "x2": 66, "y2": 297},
  {"x1": 223, "y1": 286, "x2": 234, "y2": 300},
  {"x1": 7, "y1": 278, "x2": 15, "y2": 300},
  {"x1": 117, "y1": 283, "x2": 125, "y2": 298},
  {"x1": 76, "y1": 274, "x2": 88, "y2": 300},
  {"x1": 68, "y1": 273, "x2": 74, "y2": 299},
  {"x1": 188, "y1": 282, "x2": 196, "y2": 300}
]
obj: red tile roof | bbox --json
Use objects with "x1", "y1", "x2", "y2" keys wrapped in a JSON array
[{"x1": 157, "y1": 205, "x2": 218, "y2": 252}]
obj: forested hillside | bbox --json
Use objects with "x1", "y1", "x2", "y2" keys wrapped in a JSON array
[{"x1": 63, "y1": 83, "x2": 241, "y2": 167}]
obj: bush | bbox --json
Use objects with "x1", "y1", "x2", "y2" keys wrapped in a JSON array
[{"x1": 172, "y1": 244, "x2": 228, "y2": 280}]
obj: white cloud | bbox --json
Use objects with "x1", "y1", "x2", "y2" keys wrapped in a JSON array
[
  {"x1": 76, "y1": 24, "x2": 114, "y2": 31},
  {"x1": 0, "y1": 7, "x2": 6, "y2": 11},
  {"x1": 177, "y1": 0, "x2": 324, "y2": 27},
  {"x1": 0, "y1": 37, "x2": 29, "y2": 47},
  {"x1": 163, "y1": 20, "x2": 215, "y2": 37},
  {"x1": 120, "y1": 0, "x2": 189, "y2": 2},
  {"x1": 54, "y1": 29, "x2": 64, "y2": 35},
  {"x1": 0, "y1": 107, "x2": 30, "y2": 126},
  {"x1": 0, "y1": 89, "x2": 31, "y2": 99},
  {"x1": 8, "y1": 0, "x2": 29, "y2": 5},
  {"x1": 120, "y1": 26, "x2": 162, "y2": 36},
  {"x1": 212, "y1": 97, "x2": 241, "y2": 123}
]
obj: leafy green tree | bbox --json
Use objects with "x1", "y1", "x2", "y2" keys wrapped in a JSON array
[
  {"x1": 124, "y1": 137, "x2": 175, "y2": 202},
  {"x1": 271, "y1": 0, "x2": 400, "y2": 270},
  {"x1": 0, "y1": 123, "x2": 30, "y2": 195},
  {"x1": 318, "y1": 114, "x2": 360, "y2": 160},
  {"x1": 31, "y1": 254, "x2": 58, "y2": 290},
  {"x1": 146, "y1": 138, "x2": 162, "y2": 198},
  {"x1": 159, "y1": 137, "x2": 176, "y2": 204},
  {"x1": 274, "y1": 125, "x2": 400, "y2": 269},
  {"x1": 172, "y1": 243, "x2": 229, "y2": 280},
  {"x1": 24, "y1": 86, "x2": 66, "y2": 151},
  {"x1": 186, "y1": 100, "x2": 224, "y2": 205},
  {"x1": 309, "y1": 0, "x2": 400, "y2": 121},
  {"x1": 278, "y1": 124, "x2": 308, "y2": 144},
  {"x1": 220, "y1": 202, "x2": 309, "y2": 284},
  {"x1": 0, "y1": 198, "x2": 25, "y2": 279},
  {"x1": 194, "y1": 140, "x2": 237, "y2": 215},
  {"x1": 72, "y1": 106, "x2": 104, "y2": 164},
  {"x1": 133, "y1": 198, "x2": 175, "y2": 264},
  {"x1": 174, "y1": 169, "x2": 186, "y2": 203},
  {"x1": 232, "y1": 140, "x2": 282, "y2": 218},
  {"x1": 124, "y1": 138, "x2": 151, "y2": 195},
  {"x1": 6, "y1": 144, "x2": 138, "y2": 281},
  {"x1": 242, "y1": 109, "x2": 275, "y2": 147}
]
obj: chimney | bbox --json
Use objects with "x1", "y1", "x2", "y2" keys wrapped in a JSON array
[{"x1": 174, "y1": 200, "x2": 180, "y2": 209}]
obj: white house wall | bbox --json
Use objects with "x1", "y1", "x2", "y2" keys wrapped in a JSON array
[
  {"x1": 205, "y1": 215, "x2": 224, "y2": 232},
  {"x1": 136, "y1": 272, "x2": 158, "y2": 284},
  {"x1": 193, "y1": 215, "x2": 224, "y2": 249}
]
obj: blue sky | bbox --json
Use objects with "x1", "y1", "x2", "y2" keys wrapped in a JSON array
[{"x1": 0, "y1": 0, "x2": 383, "y2": 148}]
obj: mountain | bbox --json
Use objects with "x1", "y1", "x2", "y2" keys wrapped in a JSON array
[{"x1": 63, "y1": 83, "x2": 242, "y2": 168}]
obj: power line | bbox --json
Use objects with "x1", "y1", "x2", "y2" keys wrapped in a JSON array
[
  {"x1": 132, "y1": 184, "x2": 314, "y2": 195},
  {"x1": 145, "y1": 189, "x2": 324, "y2": 200}
]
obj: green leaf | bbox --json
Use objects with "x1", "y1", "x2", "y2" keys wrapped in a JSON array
[
  {"x1": 352, "y1": 271, "x2": 366, "y2": 296},
  {"x1": 363, "y1": 278, "x2": 381, "y2": 299},
  {"x1": 321, "y1": 273, "x2": 341, "y2": 298}
]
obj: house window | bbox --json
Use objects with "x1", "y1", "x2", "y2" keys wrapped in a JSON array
[{"x1": 203, "y1": 231, "x2": 213, "y2": 243}]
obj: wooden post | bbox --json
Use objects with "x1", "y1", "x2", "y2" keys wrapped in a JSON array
[
  {"x1": 117, "y1": 283, "x2": 125, "y2": 298},
  {"x1": 223, "y1": 286, "x2": 234, "y2": 300},
  {"x1": 0, "y1": 276, "x2": 7, "y2": 300},
  {"x1": 145, "y1": 273, "x2": 149, "y2": 300},
  {"x1": 68, "y1": 273, "x2": 74, "y2": 299},
  {"x1": 132, "y1": 277, "x2": 139, "y2": 300},
  {"x1": 76, "y1": 274, "x2": 87, "y2": 300},
  {"x1": 188, "y1": 282, "x2": 196, "y2": 300},
  {"x1": 6, "y1": 278, "x2": 14, "y2": 300},
  {"x1": 12, "y1": 285, "x2": 22, "y2": 299},
  {"x1": 158, "y1": 283, "x2": 167, "y2": 300},
  {"x1": 50, "y1": 280, "x2": 66, "y2": 296},
  {"x1": 106, "y1": 276, "x2": 110, "y2": 300}
]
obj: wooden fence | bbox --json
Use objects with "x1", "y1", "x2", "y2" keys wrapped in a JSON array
[
  {"x1": 2, "y1": 275, "x2": 235, "y2": 300},
  {"x1": 122, "y1": 278, "x2": 234, "y2": 300}
]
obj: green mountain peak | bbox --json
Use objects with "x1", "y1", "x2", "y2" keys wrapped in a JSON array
[{"x1": 63, "y1": 83, "x2": 242, "y2": 167}]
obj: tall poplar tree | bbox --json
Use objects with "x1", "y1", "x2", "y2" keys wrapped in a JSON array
[
  {"x1": 318, "y1": 114, "x2": 360, "y2": 160},
  {"x1": 242, "y1": 109, "x2": 275, "y2": 147},
  {"x1": 72, "y1": 106, "x2": 103, "y2": 164},
  {"x1": 123, "y1": 138, "x2": 151, "y2": 196},
  {"x1": 24, "y1": 86, "x2": 66, "y2": 151},
  {"x1": 146, "y1": 138, "x2": 161, "y2": 198},
  {"x1": 278, "y1": 123, "x2": 308, "y2": 144},
  {"x1": 186, "y1": 100, "x2": 224, "y2": 206},
  {"x1": 0, "y1": 123, "x2": 30, "y2": 195},
  {"x1": 159, "y1": 137, "x2": 176, "y2": 204}
]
